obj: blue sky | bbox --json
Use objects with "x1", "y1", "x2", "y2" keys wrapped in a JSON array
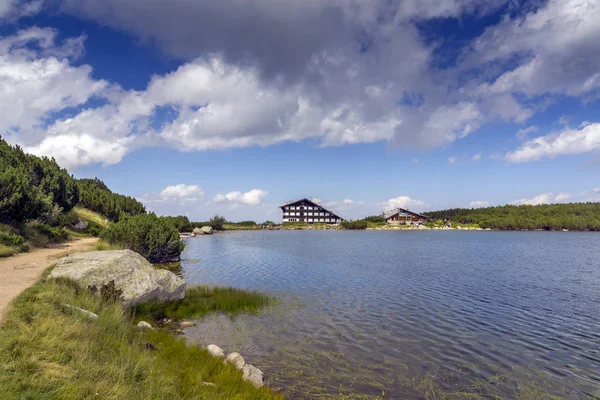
[{"x1": 1, "y1": 0, "x2": 599, "y2": 221}]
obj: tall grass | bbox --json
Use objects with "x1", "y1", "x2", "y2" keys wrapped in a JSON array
[
  {"x1": 135, "y1": 286, "x2": 275, "y2": 321},
  {"x1": 0, "y1": 278, "x2": 281, "y2": 399}
]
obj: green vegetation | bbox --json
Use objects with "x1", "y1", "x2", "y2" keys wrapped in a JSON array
[
  {"x1": 209, "y1": 215, "x2": 227, "y2": 231},
  {"x1": 100, "y1": 214, "x2": 185, "y2": 263},
  {"x1": 362, "y1": 215, "x2": 385, "y2": 223},
  {"x1": 135, "y1": 286, "x2": 274, "y2": 321},
  {"x1": 0, "y1": 277, "x2": 281, "y2": 399},
  {"x1": 1, "y1": 139, "x2": 78, "y2": 225},
  {"x1": 341, "y1": 220, "x2": 368, "y2": 230},
  {"x1": 424, "y1": 202, "x2": 600, "y2": 231},
  {"x1": 77, "y1": 178, "x2": 145, "y2": 222},
  {"x1": 162, "y1": 215, "x2": 193, "y2": 233}
]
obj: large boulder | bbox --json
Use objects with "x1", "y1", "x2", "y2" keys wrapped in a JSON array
[
  {"x1": 200, "y1": 226, "x2": 213, "y2": 235},
  {"x1": 50, "y1": 250, "x2": 186, "y2": 307}
]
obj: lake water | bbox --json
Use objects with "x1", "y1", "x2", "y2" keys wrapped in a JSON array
[{"x1": 180, "y1": 231, "x2": 600, "y2": 399}]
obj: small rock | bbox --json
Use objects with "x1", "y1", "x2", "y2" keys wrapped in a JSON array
[
  {"x1": 137, "y1": 321, "x2": 154, "y2": 330},
  {"x1": 242, "y1": 364, "x2": 264, "y2": 388},
  {"x1": 61, "y1": 304, "x2": 98, "y2": 321},
  {"x1": 145, "y1": 343, "x2": 158, "y2": 351},
  {"x1": 225, "y1": 352, "x2": 245, "y2": 370},
  {"x1": 179, "y1": 321, "x2": 195, "y2": 328},
  {"x1": 207, "y1": 344, "x2": 225, "y2": 358},
  {"x1": 202, "y1": 382, "x2": 216, "y2": 387}
]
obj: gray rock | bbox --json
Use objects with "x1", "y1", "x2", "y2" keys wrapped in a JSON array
[
  {"x1": 61, "y1": 304, "x2": 98, "y2": 321},
  {"x1": 200, "y1": 226, "x2": 213, "y2": 235},
  {"x1": 206, "y1": 344, "x2": 225, "y2": 358},
  {"x1": 137, "y1": 321, "x2": 154, "y2": 330},
  {"x1": 192, "y1": 227, "x2": 203, "y2": 235},
  {"x1": 50, "y1": 250, "x2": 186, "y2": 307},
  {"x1": 225, "y1": 352, "x2": 245, "y2": 370},
  {"x1": 242, "y1": 364, "x2": 264, "y2": 388},
  {"x1": 73, "y1": 221, "x2": 87, "y2": 230}
]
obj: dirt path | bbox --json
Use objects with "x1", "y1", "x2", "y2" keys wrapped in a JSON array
[{"x1": 0, "y1": 237, "x2": 98, "y2": 323}]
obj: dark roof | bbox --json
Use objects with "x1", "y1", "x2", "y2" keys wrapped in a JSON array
[
  {"x1": 279, "y1": 198, "x2": 344, "y2": 220},
  {"x1": 383, "y1": 207, "x2": 429, "y2": 220}
]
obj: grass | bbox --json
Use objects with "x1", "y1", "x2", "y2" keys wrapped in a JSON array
[
  {"x1": 0, "y1": 243, "x2": 20, "y2": 257},
  {"x1": 135, "y1": 286, "x2": 275, "y2": 321},
  {"x1": 68, "y1": 206, "x2": 110, "y2": 230},
  {"x1": 0, "y1": 276, "x2": 281, "y2": 400},
  {"x1": 223, "y1": 224, "x2": 260, "y2": 231},
  {"x1": 94, "y1": 240, "x2": 127, "y2": 251}
]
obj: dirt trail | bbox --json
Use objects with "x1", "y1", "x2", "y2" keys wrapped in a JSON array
[{"x1": 0, "y1": 237, "x2": 98, "y2": 323}]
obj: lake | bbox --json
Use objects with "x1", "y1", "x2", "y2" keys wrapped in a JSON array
[{"x1": 180, "y1": 230, "x2": 600, "y2": 399}]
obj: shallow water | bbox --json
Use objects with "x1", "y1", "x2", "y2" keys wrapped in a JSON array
[{"x1": 181, "y1": 230, "x2": 600, "y2": 399}]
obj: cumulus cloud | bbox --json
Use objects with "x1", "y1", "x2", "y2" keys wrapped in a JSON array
[
  {"x1": 448, "y1": 156, "x2": 456, "y2": 165},
  {"x1": 469, "y1": 0, "x2": 600, "y2": 98},
  {"x1": 380, "y1": 195, "x2": 425, "y2": 212},
  {"x1": 510, "y1": 192, "x2": 572, "y2": 206},
  {"x1": 4, "y1": 0, "x2": 600, "y2": 169},
  {"x1": 343, "y1": 199, "x2": 363, "y2": 205},
  {"x1": 469, "y1": 200, "x2": 489, "y2": 208},
  {"x1": 213, "y1": 189, "x2": 268, "y2": 206},
  {"x1": 160, "y1": 184, "x2": 203, "y2": 199},
  {"x1": 506, "y1": 123, "x2": 600, "y2": 163},
  {"x1": 138, "y1": 184, "x2": 204, "y2": 204},
  {"x1": 516, "y1": 125, "x2": 539, "y2": 140}
]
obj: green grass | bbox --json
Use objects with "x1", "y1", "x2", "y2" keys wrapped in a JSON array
[
  {"x1": 135, "y1": 286, "x2": 275, "y2": 321},
  {"x1": 0, "y1": 277, "x2": 281, "y2": 400},
  {"x1": 223, "y1": 224, "x2": 260, "y2": 231},
  {"x1": 68, "y1": 206, "x2": 110, "y2": 230},
  {"x1": 0, "y1": 243, "x2": 20, "y2": 257},
  {"x1": 94, "y1": 240, "x2": 127, "y2": 251}
]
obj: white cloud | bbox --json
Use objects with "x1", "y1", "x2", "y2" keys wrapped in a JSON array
[
  {"x1": 448, "y1": 156, "x2": 456, "y2": 164},
  {"x1": 506, "y1": 123, "x2": 600, "y2": 163},
  {"x1": 138, "y1": 183, "x2": 204, "y2": 205},
  {"x1": 516, "y1": 125, "x2": 539, "y2": 140},
  {"x1": 213, "y1": 189, "x2": 268, "y2": 206},
  {"x1": 160, "y1": 184, "x2": 203, "y2": 199},
  {"x1": 469, "y1": 200, "x2": 489, "y2": 208},
  {"x1": 470, "y1": 0, "x2": 600, "y2": 98},
  {"x1": 380, "y1": 195, "x2": 425, "y2": 212},
  {"x1": 311, "y1": 198, "x2": 323, "y2": 205},
  {"x1": 510, "y1": 192, "x2": 572, "y2": 206},
  {"x1": 472, "y1": 153, "x2": 481, "y2": 161},
  {"x1": 343, "y1": 199, "x2": 363, "y2": 205},
  {"x1": 0, "y1": 0, "x2": 42, "y2": 19}
]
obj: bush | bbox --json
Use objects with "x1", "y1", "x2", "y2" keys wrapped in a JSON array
[
  {"x1": 209, "y1": 215, "x2": 226, "y2": 231},
  {"x1": 341, "y1": 220, "x2": 368, "y2": 230},
  {"x1": 362, "y1": 215, "x2": 385, "y2": 223},
  {"x1": 100, "y1": 213, "x2": 184, "y2": 263}
]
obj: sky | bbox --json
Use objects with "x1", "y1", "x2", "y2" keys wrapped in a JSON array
[{"x1": 1, "y1": 0, "x2": 599, "y2": 222}]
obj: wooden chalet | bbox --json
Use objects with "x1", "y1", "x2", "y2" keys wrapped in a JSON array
[
  {"x1": 280, "y1": 198, "x2": 344, "y2": 224},
  {"x1": 383, "y1": 207, "x2": 430, "y2": 225}
]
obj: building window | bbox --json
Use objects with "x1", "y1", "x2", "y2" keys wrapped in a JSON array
[{"x1": 290, "y1": 206, "x2": 295, "y2": 210}]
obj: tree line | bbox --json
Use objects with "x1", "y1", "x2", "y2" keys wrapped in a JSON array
[{"x1": 423, "y1": 203, "x2": 600, "y2": 231}]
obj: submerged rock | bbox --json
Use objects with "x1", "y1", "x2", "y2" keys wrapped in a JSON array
[
  {"x1": 137, "y1": 321, "x2": 154, "y2": 330},
  {"x1": 225, "y1": 352, "x2": 245, "y2": 370},
  {"x1": 242, "y1": 364, "x2": 264, "y2": 388},
  {"x1": 50, "y1": 250, "x2": 186, "y2": 307},
  {"x1": 207, "y1": 344, "x2": 225, "y2": 358}
]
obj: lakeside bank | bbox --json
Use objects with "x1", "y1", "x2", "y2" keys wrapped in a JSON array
[{"x1": 0, "y1": 245, "x2": 282, "y2": 399}]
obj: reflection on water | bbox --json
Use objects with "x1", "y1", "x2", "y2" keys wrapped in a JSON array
[{"x1": 180, "y1": 231, "x2": 600, "y2": 399}]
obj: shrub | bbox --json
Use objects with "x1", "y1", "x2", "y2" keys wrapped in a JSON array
[
  {"x1": 100, "y1": 213, "x2": 184, "y2": 263},
  {"x1": 209, "y1": 215, "x2": 226, "y2": 231},
  {"x1": 362, "y1": 215, "x2": 385, "y2": 223},
  {"x1": 341, "y1": 220, "x2": 368, "y2": 230}
]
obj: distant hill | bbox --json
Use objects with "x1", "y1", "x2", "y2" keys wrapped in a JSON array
[{"x1": 423, "y1": 203, "x2": 600, "y2": 231}]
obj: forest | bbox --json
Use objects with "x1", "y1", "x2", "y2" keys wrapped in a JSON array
[
  {"x1": 0, "y1": 138, "x2": 183, "y2": 261},
  {"x1": 423, "y1": 203, "x2": 600, "y2": 231}
]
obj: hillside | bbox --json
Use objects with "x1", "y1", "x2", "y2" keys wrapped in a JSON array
[
  {"x1": 0, "y1": 138, "x2": 182, "y2": 261},
  {"x1": 423, "y1": 203, "x2": 600, "y2": 231}
]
